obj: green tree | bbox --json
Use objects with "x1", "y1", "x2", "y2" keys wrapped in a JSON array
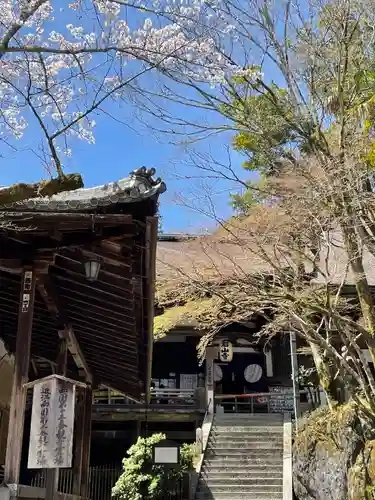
[{"x1": 149, "y1": 0, "x2": 375, "y2": 414}]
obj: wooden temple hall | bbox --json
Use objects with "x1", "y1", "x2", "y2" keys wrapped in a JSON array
[{"x1": 0, "y1": 168, "x2": 165, "y2": 500}]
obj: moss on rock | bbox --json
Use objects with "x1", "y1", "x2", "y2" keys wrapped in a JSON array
[
  {"x1": 293, "y1": 403, "x2": 375, "y2": 500},
  {"x1": 0, "y1": 173, "x2": 84, "y2": 205}
]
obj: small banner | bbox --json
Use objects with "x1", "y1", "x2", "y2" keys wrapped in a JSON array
[
  {"x1": 219, "y1": 339, "x2": 233, "y2": 363},
  {"x1": 28, "y1": 376, "x2": 76, "y2": 469}
]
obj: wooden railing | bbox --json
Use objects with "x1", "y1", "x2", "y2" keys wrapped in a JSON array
[
  {"x1": 93, "y1": 389, "x2": 136, "y2": 405},
  {"x1": 215, "y1": 392, "x2": 277, "y2": 413},
  {"x1": 150, "y1": 388, "x2": 195, "y2": 405},
  {"x1": 94, "y1": 388, "x2": 197, "y2": 406},
  {"x1": 214, "y1": 390, "x2": 311, "y2": 414}
]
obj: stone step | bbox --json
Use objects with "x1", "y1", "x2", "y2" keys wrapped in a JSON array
[
  {"x1": 210, "y1": 432, "x2": 283, "y2": 439},
  {"x1": 212, "y1": 426, "x2": 283, "y2": 433},
  {"x1": 213, "y1": 424, "x2": 283, "y2": 430},
  {"x1": 195, "y1": 492, "x2": 282, "y2": 499},
  {"x1": 202, "y1": 460, "x2": 284, "y2": 468},
  {"x1": 199, "y1": 477, "x2": 283, "y2": 486},
  {"x1": 209, "y1": 441, "x2": 283, "y2": 450},
  {"x1": 214, "y1": 414, "x2": 283, "y2": 421},
  {"x1": 214, "y1": 414, "x2": 283, "y2": 419},
  {"x1": 206, "y1": 448, "x2": 283, "y2": 457},
  {"x1": 196, "y1": 484, "x2": 283, "y2": 494},
  {"x1": 201, "y1": 468, "x2": 283, "y2": 478},
  {"x1": 203, "y1": 458, "x2": 283, "y2": 469},
  {"x1": 202, "y1": 468, "x2": 284, "y2": 476}
]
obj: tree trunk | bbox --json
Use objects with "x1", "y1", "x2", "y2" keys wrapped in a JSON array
[
  {"x1": 341, "y1": 219, "x2": 375, "y2": 366},
  {"x1": 309, "y1": 342, "x2": 341, "y2": 409},
  {"x1": 0, "y1": 173, "x2": 83, "y2": 206}
]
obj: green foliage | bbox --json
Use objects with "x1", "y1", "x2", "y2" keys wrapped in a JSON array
[
  {"x1": 229, "y1": 175, "x2": 268, "y2": 214},
  {"x1": 225, "y1": 84, "x2": 300, "y2": 177},
  {"x1": 223, "y1": 82, "x2": 313, "y2": 213},
  {"x1": 180, "y1": 442, "x2": 198, "y2": 470},
  {"x1": 112, "y1": 433, "x2": 197, "y2": 500},
  {"x1": 223, "y1": 3, "x2": 375, "y2": 214}
]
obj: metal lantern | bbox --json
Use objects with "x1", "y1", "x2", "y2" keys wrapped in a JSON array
[{"x1": 84, "y1": 256, "x2": 101, "y2": 281}]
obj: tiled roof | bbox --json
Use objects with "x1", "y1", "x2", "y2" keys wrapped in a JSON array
[{"x1": 0, "y1": 167, "x2": 166, "y2": 212}]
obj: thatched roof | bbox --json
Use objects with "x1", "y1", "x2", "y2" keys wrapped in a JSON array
[
  {"x1": 155, "y1": 231, "x2": 278, "y2": 338},
  {"x1": 154, "y1": 223, "x2": 373, "y2": 341}
]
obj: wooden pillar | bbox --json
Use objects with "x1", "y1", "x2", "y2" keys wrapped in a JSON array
[
  {"x1": 205, "y1": 347, "x2": 215, "y2": 414},
  {"x1": 4, "y1": 267, "x2": 36, "y2": 485},
  {"x1": 72, "y1": 389, "x2": 85, "y2": 495},
  {"x1": 80, "y1": 385, "x2": 92, "y2": 498},
  {"x1": 45, "y1": 339, "x2": 68, "y2": 499},
  {"x1": 265, "y1": 349, "x2": 274, "y2": 377}
]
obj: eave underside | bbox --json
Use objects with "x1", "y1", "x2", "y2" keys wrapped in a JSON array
[{"x1": 0, "y1": 207, "x2": 157, "y2": 399}]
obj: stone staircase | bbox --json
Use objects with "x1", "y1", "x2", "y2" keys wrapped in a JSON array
[{"x1": 195, "y1": 413, "x2": 285, "y2": 500}]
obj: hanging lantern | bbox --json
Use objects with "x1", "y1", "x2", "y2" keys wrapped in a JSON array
[
  {"x1": 219, "y1": 339, "x2": 233, "y2": 363},
  {"x1": 84, "y1": 256, "x2": 101, "y2": 281}
]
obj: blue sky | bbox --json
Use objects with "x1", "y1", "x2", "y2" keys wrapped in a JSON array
[
  {"x1": 0, "y1": 83, "x2": 246, "y2": 234},
  {"x1": 0, "y1": 1, "x2": 258, "y2": 233}
]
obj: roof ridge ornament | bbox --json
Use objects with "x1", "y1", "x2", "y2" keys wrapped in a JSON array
[{"x1": 130, "y1": 166, "x2": 165, "y2": 191}]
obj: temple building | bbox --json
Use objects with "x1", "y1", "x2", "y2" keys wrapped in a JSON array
[{"x1": 0, "y1": 168, "x2": 164, "y2": 500}]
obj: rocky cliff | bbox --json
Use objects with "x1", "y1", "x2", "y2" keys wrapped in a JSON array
[{"x1": 293, "y1": 403, "x2": 375, "y2": 500}]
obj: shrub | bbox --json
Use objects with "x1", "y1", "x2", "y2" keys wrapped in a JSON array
[{"x1": 112, "y1": 433, "x2": 197, "y2": 500}]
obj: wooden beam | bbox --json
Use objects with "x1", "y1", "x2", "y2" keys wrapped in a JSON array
[
  {"x1": 72, "y1": 390, "x2": 85, "y2": 495},
  {"x1": 52, "y1": 272, "x2": 133, "y2": 303},
  {"x1": 59, "y1": 328, "x2": 92, "y2": 384},
  {"x1": 0, "y1": 259, "x2": 22, "y2": 274},
  {"x1": 2, "y1": 212, "x2": 132, "y2": 223},
  {"x1": 144, "y1": 216, "x2": 158, "y2": 401},
  {"x1": 57, "y1": 287, "x2": 134, "y2": 317},
  {"x1": 79, "y1": 247, "x2": 132, "y2": 270},
  {"x1": 37, "y1": 276, "x2": 92, "y2": 383},
  {"x1": 53, "y1": 257, "x2": 132, "y2": 290},
  {"x1": 56, "y1": 250, "x2": 133, "y2": 280},
  {"x1": 4, "y1": 267, "x2": 36, "y2": 484}
]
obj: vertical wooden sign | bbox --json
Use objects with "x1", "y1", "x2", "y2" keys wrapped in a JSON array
[{"x1": 28, "y1": 377, "x2": 75, "y2": 469}]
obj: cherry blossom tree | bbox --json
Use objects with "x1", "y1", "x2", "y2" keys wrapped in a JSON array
[{"x1": 0, "y1": 0, "x2": 239, "y2": 203}]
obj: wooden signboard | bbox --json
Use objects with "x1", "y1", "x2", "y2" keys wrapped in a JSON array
[
  {"x1": 269, "y1": 386, "x2": 294, "y2": 413},
  {"x1": 28, "y1": 377, "x2": 76, "y2": 469},
  {"x1": 206, "y1": 362, "x2": 213, "y2": 391}
]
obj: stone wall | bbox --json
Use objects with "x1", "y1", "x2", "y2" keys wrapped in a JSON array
[{"x1": 293, "y1": 403, "x2": 375, "y2": 500}]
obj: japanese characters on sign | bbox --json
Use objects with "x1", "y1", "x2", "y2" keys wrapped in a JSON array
[
  {"x1": 206, "y1": 362, "x2": 213, "y2": 390},
  {"x1": 21, "y1": 271, "x2": 33, "y2": 313},
  {"x1": 219, "y1": 339, "x2": 233, "y2": 363},
  {"x1": 28, "y1": 377, "x2": 76, "y2": 469}
]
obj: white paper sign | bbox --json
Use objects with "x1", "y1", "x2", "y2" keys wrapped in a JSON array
[
  {"x1": 154, "y1": 447, "x2": 178, "y2": 464},
  {"x1": 28, "y1": 377, "x2": 76, "y2": 469}
]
